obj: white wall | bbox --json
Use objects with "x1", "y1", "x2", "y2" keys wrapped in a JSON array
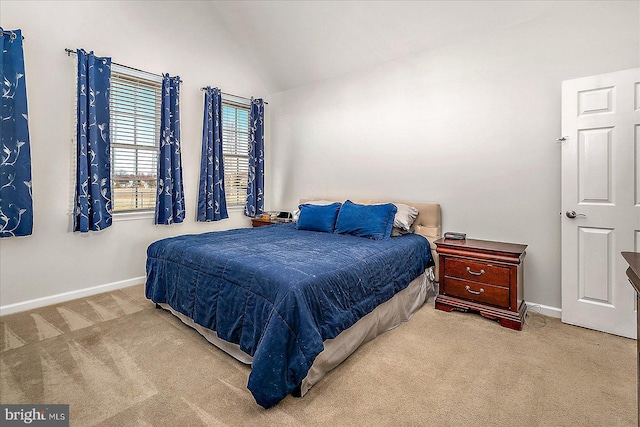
[
  {"x1": 268, "y1": 1, "x2": 640, "y2": 310},
  {"x1": 0, "y1": 1, "x2": 269, "y2": 311}
]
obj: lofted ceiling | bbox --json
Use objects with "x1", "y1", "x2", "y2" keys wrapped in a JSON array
[{"x1": 211, "y1": 0, "x2": 579, "y2": 94}]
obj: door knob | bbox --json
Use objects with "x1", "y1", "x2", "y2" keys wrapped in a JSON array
[{"x1": 566, "y1": 210, "x2": 586, "y2": 219}]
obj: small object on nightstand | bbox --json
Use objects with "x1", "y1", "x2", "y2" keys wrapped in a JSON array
[
  {"x1": 434, "y1": 237, "x2": 527, "y2": 331},
  {"x1": 444, "y1": 232, "x2": 466, "y2": 240}
]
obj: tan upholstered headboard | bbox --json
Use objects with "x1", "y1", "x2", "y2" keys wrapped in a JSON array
[{"x1": 299, "y1": 199, "x2": 442, "y2": 281}]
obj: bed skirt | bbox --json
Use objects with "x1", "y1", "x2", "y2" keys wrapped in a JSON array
[{"x1": 157, "y1": 267, "x2": 435, "y2": 397}]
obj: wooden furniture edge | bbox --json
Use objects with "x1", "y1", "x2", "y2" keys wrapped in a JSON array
[{"x1": 435, "y1": 295, "x2": 526, "y2": 331}]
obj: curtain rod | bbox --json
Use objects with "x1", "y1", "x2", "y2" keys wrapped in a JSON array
[
  {"x1": 2, "y1": 30, "x2": 23, "y2": 40},
  {"x1": 64, "y1": 48, "x2": 182, "y2": 83},
  {"x1": 200, "y1": 87, "x2": 268, "y2": 105}
]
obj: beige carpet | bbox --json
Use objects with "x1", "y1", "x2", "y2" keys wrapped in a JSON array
[{"x1": 0, "y1": 284, "x2": 636, "y2": 426}]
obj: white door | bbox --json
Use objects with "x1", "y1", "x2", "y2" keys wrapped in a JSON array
[{"x1": 561, "y1": 68, "x2": 640, "y2": 339}]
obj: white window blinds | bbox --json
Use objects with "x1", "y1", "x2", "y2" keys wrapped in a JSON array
[
  {"x1": 222, "y1": 101, "x2": 250, "y2": 207},
  {"x1": 110, "y1": 69, "x2": 162, "y2": 212}
]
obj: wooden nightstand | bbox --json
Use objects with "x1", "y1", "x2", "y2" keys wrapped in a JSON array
[
  {"x1": 251, "y1": 218, "x2": 293, "y2": 227},
  {"x1": 434, "y1": 238, "x2": 527, "y2": 331}
]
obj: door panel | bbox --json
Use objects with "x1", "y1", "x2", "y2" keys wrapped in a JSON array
[
  {"x1": 578, "y1": 128, "x2": 613, "y2": 204},
  {"x1": 578, "y1": 86, "x2": 614, "y2": 115},
  {"x1": 577, "y1": 227, "x2": 612, "y2": 305},
  {"x1": 561, "y1": 68, "x2": 640, "y2": 339}
]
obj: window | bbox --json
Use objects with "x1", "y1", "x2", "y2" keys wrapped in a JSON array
[
  {"x1": 222, "y1": 100, "x2": 250, "y2": 207},
  {"x1": 110, "y1": 67, "x2": 162, "y2": 213}
]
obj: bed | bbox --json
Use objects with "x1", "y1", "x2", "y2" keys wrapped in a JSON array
[{"x1": 145, "y1": 199, "x2": 441, "y2": 408}]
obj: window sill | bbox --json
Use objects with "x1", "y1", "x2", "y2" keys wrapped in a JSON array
[{"x1": 113, "y1": 210, "x2": 154, "y2": 222}]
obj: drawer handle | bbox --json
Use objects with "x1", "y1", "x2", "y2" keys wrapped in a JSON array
[
  {"x1": 465, "y1": 285, "x2": 485, "y2": 295},
  {"x1": 466, "y1": 267, "x2": 485, "y2": 276}
]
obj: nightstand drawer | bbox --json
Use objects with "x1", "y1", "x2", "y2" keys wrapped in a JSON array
[
  {"x1": 444, "y1": 278, "x2": 510, "y2": 308},
  {"x1": 444, "y1": 257, "x2": 510, "y2": 288},
  {"x1": 252, "y1": 219, "x2": 275, "y2": 227}
]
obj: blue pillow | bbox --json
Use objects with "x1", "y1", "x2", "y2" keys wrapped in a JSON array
[
  {"x1": 296, "y1": 202, "x2": 342, "y2": 233},
  {"x1": 334, "y1": 200, "x2": 398, "y2": 240}
]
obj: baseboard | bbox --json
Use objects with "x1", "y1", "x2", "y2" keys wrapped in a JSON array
[
  {"x1": 0, "y1": 276, "x2": 146, "y2": 316},
  {"x1": 0, "y1": 280, "x2": 563, "y2": 319},
  {"x1": 525, "y1": 301, "x2": 561, "y2": 318}
]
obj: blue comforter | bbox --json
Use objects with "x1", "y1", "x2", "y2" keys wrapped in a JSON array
[{"x1": 145, "y1": 223, "x2": 432, "y2": 408}]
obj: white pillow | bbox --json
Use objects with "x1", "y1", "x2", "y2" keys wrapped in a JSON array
[{"x1": 393, "y1": 203, "x2": 419, "y2": 232}]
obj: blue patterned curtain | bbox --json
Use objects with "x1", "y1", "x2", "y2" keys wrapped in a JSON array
[
  {"x1": 197, "y1": 87, "x2": 228, "y2": 222},
  {"x1": 244, "y1": 98, "x2": 264, "y2": 217},
  {"x1": 155, "y1": 74, "x2": 185, "y2": 225},
  {"x1": 0, "y1": 29, "x2": 33, "y2": 238},
  {"x1": 74, "y1": 49, "x2": 112, "y2": 232}
]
